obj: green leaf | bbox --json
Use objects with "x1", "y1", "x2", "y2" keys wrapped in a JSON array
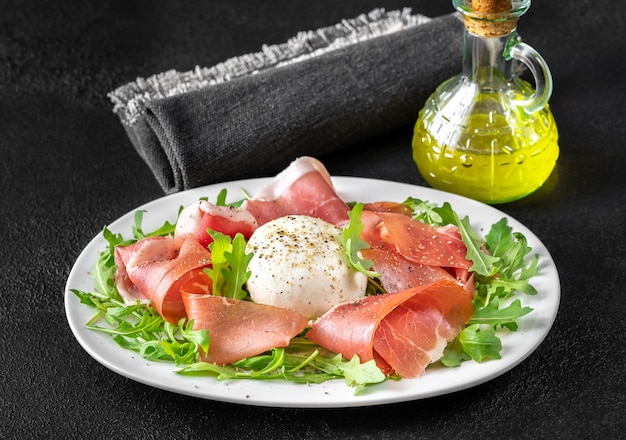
[
  {"x1": 92, "y1": 226, "x2": 125, "y2": 301},
  {"x1": 131, "y1": 210, "x2": 146, "y2": 239},
  {"x1": 203, "y1": 230, "x2": 253, "y2": 299},
  {"x1": 100, "y1": 315, "x2": 209, "y2": 366},
  {"x1": 402, "y1": 197, "x2": 456, "y2": 227},
  {"x1": 488, "y1": 277, "x2": 538, "y2": 297},
  {"x1": 342, "y1": 203, "x2": 380, "y2": 278},
  {"x1": 330, "y1": 354, "x2": 386, "y2": 392},
  {"x1": 88, "y1": 307, "x2": 163, "y2": 337},
  {"x1": 102, "y1": 225, "x2": 126, "y2": 248},
  {"x1": 71, "y1": 289, "x2": 99, "y2": 308},
  {"x1": 454, "y1": 212, "x2": 500, "y2": 277},
  {"x1": 177, "y1": 362, "x2": 239, "y2": 379},
  {"x1": 245, "y1": 348, "x2": 286, "y2": 376},
  {"x1": 178, "y1": 319, "x2": 210, "y2": 355},
  {"x1": 519, "y1": 253, "x2": 540, "y2": 282},
  {"x1": 473, "y1": 218, "x2": 540, "y2": 311},
  {"x1": 177, "y1": 339, "x2": 385, "y2": 393},
  {"x1": 131, "y1": 210, "x2": 177, "y2": 239},
  {"x1": 205, "y1": 230, "x2": 233, "y2": 295},
  {"x1": 440, "y1": 338, "x2": 471, "y2": 367},
  {"x1": 458, "y1": 324, "x2": 502, "y2": 363},
  {"x1": 215, "y1": 189, "x2": 229, "y2": 206},
  {"x1": 214, "y1": 188, "x2": 248, "y2": 208},
  {"x1": 222, "y1": 233, "x2": 253, "y2": 300},
  {"x1": 485, "y1": 220, "x2": 539, "y2": 279},
  {"x1": 470, "y1": 298, "x2": 533, "y2": 329}
]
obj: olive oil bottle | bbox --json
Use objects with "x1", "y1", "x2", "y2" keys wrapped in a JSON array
[{"x1": 412, "y1": 0, "x2": 559, "y2": 204}]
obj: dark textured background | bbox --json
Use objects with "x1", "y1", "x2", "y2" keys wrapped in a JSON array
[{"x1": 1, "y1": 0, "x2": 625, "y2": 438}]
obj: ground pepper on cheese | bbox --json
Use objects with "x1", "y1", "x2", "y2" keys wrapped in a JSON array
[{"x1": 245, "y1": 215, "x2": 368, "y2": 319}]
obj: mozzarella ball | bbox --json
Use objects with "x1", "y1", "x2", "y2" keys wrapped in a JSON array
[{"x1": 246, "y1": 215, "x2": 368, "y2": 319}]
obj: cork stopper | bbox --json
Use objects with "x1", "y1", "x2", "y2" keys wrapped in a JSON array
[{"x1": 465, "y1": 0, "x2": 517, "y2": 37}]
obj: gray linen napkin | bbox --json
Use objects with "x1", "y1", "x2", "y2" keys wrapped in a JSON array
[{"x1": 109, "y1": 9, "x2": 463, "y2": 194}]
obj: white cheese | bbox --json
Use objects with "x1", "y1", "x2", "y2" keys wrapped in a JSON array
[{"x1": 246, "y1": 215, "x2": 368, "y2": 319}]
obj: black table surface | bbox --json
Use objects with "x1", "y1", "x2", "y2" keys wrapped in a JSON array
[{"x1": 2, "y1": 0, "x2": 625, "y2": 438}]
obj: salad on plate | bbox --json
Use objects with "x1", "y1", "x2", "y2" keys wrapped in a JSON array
[{"x1": 69, "y1": 157, "x2": 544, "y2": 395}]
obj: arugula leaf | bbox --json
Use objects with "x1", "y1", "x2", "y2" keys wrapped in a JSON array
[
  {"x1": 170, "y1": 319, "x2": 210, "y2": 355},
  {"x1": 485, "y1": 220, "x2": 539, "y2": 279},
  {"x1": 457, "y1": 324, "x2": 502, "y2": 363},
  {"x1": 178, "y1": 338, "x2": 386, "y2": 394},
  {"x1": 131, "y1": 210, "x2": 177, "y2": 239},
  {"x1": 204, "y1": 230, "x2": 253, "y2": 299},
  {"x1": 86, "y1": 301, "x2": 210, "y2": 366},
  {"x1": 454, "y1": 212, "x2": 500, "y2": 277},
  {"x1": 473, "y1": 218, "x2": 540, "y2": 308},
  {"x1": 342, "y1": 203, "x2": 380, "y2": 278},
  {"x1": 110, "y1": 320, "x2": 209, "y2": 366},
  {"x1": 215, "y1": 189, "x2": 229, "y2": 206},
  {"x1": 204, "y1": 230, "x2": 233, "y2": 296},
  {"x1": 160, "y1": 320, "x2": 210, "y2": 365},
  {"x1": 403, "y1": 197, "x2": 457, "y2": 227},
  {"x1": 179, "y1": 361, "x2": 248, "y2": 380},
  {"x1": 470, "y1": 297, "x2": 533, "y2": 331},
  {"x1": 442, "y1": 320, "x2": 505, "y2": 367},
  {"x1": 222, "y1": 233, "x2": 253, "y2": 300},
  {"x1": 215, "y1": 188, "x2": 248, "y2": 208},
  {"x1": 314, "y1": 354, "x2": 386, "y2": 394},
  {"x1": 439, "y1": 338, "x2": 471, "y2": 367},
  {"x1": 91, "y1": 226, "x2": 126, "y2": 302}
]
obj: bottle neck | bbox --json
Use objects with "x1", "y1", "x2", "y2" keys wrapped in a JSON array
[{"x1": 462, "y1": 30, "x2": 517, "y2": 84}]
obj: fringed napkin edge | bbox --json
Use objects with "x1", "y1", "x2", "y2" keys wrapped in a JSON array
[{"x1": 108, "y1": 8, "x2": 431, "y2": 126}]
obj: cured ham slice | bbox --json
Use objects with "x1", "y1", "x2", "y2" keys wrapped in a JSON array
[
  {"x1": 181, "y1": 289, "x2": 308, "y2": 365},
  {"x1": 243, "y1": 156, "x2": 350, "y2": 226},
  {"x1": 362, "y1": 201, "x2": 414, "y2": 216},
  {"x1": 114, "y1": 235, "x2": 212, "y2": 323},
  {"x1": 360, "y1": 210, "x2": 472, "y2": 270},
  {"x1": 115, "y1": 236, "x2": 183, "y2": 304},
  {"x1": 175, "y1": 201, "x2": 258, "y2": 248},
  {"x1": 361, "y1": 247, "x2": 456, "y2": 293},
  {"x1": 173, "y1": 157, "x2": 349, "y2": 242},
  {"x1": 306, "y1": 279, "x2": 473, "y2": 378},
  {"x1": 194, "y1": 203, "x2": 257, "y2": 247}
]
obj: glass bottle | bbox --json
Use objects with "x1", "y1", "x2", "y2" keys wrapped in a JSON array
[{"x1": 412, "y1": 0, "x2": 559, "y2": 204}]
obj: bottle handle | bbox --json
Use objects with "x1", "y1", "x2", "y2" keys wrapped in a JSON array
[{"x1": 505, "y1": 37, "x2": 553, "y2": 113}]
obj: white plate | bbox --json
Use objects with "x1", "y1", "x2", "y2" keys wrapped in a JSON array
[{"x1": 65, "y1": 177, "x2": 560, "y2": 408}]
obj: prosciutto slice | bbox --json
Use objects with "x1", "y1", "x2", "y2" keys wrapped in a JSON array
[
  {"x1": 182, "y1": 289, "x2": 308, "y2": 365},
  {"x1": 173, "y1": 157, "x2": 349, "y2": 243},
  {"x1": 306, "y1": 279, "x2": 473, "y2": 378},
  {"x1": 360, "y1": 210, "x2": 472, "y2": 270},
  {"x1": 361, "y1": 247, "x2": 456, "y2": 293},
  {"x1": 243, "y1": 156, "x2": 350, "y2": 226},
  {"x1": 114, "y1": 235, "x2": 211, "y2": 323}
]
